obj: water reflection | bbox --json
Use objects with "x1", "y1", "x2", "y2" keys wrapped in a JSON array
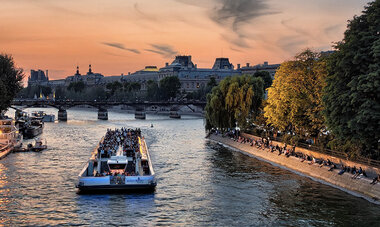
[
  {"x1": 0, "y1": 163, "x2": 11, "y2": 226},
  {"x1": 1, "y1": 108, "x2": 380, "y2": 226}
]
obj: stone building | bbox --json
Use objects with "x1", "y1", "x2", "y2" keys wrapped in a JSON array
[
  {"x1": 28, "y1": 69, "x2": 49, "y2": 86},
  {"x1": 64, "y1": 65, "x2": 104, "y2": 86},
  {"x1": 238, "y1": 61, "x2": 281, "y2": 78},
  {"x1": 28, "y1": 56, "x2": 280, "y2": 93},
  {"x1": 158, "y1": 56, "x2": 238, "y2": 92},
  {"x1": 120, "y1": 66, "x2": 159, "y2": 90}
]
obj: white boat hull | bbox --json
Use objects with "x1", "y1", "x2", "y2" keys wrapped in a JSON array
[
  {"x1": 76, "y1": 175, "x2": 156, "y2": 192},
  {"x1": 76, "y1": 129, "x2": 156, "y2": 193}
]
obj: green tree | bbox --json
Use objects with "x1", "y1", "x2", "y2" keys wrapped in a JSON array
[
  {"x1": 146, "y1": 80, "x2": 159, "y2": 101},
  {"x1": 122, "y1": 81, "x2": 141, "y2": 92},
  {"x1": 54, "y1": 86, "x2": 66, "y2": 100},
  {"x1": 205, "y1": 85, "x2": 231, "y2": 130},
  {"x1": 253, "y1": 71, "x2": 273, "y2": 89},
  {"x1": 68, "y1": 81, "x2": 85, "y2": 93},
  {"x1": 106, "y1": 81, "x2": 123, "y2": 96},
  {"x1": 264, "y1": 49, "x2": 327, "y2": 141},
  {"x1": 323, "y1": 0, "x2": 380, "y2": 158},
  {"x1": 0, "y1": 54, "x2": 24, "y2": 115},
  {"x1": 159, "y1": 76, "x2": 181, "y2": 100},
  {"x1": 129, "y1": 82, "x2": 141, "y2": 92},
  {"x1": 206, "y1": 76, "x2": 218, "y2": 93},
  {"x1": 205, "y1": 74, "x2": 264, "y2": 130}
]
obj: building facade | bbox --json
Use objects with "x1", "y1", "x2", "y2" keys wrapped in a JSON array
[
  {"x1": 238, "y1": 61, "x2": 281, "y2": 78},
  {"x1": 157, "y1": 56, "x2": 239, "y2": 92},
  {"x1": 28, "y1": 70, "x2": 49, "y2": 86},
  {"x1": 28, "y1": 56, "x2": 280, "y2": 93},
  {"x1": 64, "y1": 65, "x2": 104, "y2": 86}
]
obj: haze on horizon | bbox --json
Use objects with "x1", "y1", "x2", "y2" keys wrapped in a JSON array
[{"x1": 0, "y1": 0, "x2": 371, "y2": 80}]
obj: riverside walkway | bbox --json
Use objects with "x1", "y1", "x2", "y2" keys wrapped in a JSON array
[{"x1": 208, "y1": 133, "x2": 380, "y2": 203}]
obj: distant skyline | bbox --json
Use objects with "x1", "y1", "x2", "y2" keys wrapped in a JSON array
[{"x1": 0, "y1": 0, "x2": 371, "y2": 80}]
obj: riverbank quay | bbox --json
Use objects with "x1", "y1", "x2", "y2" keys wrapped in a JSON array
[
  {"x1": 0, "y1": 144, "x2": 13, "y2": 160},
  {"x1": 208, "y1": 133, "x2": 380, "y2": 204}
]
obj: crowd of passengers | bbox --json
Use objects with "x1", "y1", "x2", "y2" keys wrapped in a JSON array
[
  {"x1": 98, "y1": 127, "x2": 141, "y2": 158},
  {"x1": 95, "y1": 170, "x2": 137, "y2": 177},
  {"x1": 95, "y1": 127, "x2": 142, "y2": 177},
  {"x1": 211, "y1": 129, "x2": 380, "y2": 185}
]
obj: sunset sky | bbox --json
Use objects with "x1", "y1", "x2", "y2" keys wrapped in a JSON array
[{"x1": 0, "y1": 0, "x2": 371, "y2": 80}]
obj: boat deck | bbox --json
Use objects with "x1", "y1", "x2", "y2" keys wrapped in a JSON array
[{"x1": 77, "y1": 128, "x2": 156, "y2": 192}]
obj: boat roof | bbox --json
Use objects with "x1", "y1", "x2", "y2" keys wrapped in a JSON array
[{"x1": 107, "y1": 155, "x2": 128, "y2": 165}]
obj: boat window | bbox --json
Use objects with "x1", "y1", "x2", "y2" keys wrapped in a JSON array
[{"x1": 108, "y1": 164, "x2": 126, "y2": 170}]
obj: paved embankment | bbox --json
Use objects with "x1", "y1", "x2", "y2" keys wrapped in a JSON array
[{"x1": 209, "y1": 134, "x2": 380, "y2": 204}]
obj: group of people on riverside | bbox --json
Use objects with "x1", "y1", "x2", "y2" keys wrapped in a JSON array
[
  {"x1": 211, "y1": 129, "x2": 380, "y2": 185},
  {"x1": 95, "y1": 127, "x2": 142, "y2": 177}
]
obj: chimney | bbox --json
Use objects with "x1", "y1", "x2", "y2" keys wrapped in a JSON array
[
  {"x1": 237, "y1": 64, "x2": 240, "y2": 69},
  {"x1": 165, "y1": 62, "x2": 169, "y2": 67},
  {"x1": 195, "y1": 64, "x2": 197, "y2": 69},
  {"x1": 128, "y1": 72, "x2": 131, "y2": 75},
  {"x1": 46, "y1": 70, "x2": 49, "y2": 80},
  {"x1": 246, "y1": 63, "x2": 250, "y2": 67},
  {"x1": 264, "y1": 61, "x2": 268, "y2": 66}
]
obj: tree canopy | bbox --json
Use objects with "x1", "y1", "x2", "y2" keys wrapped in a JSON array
[
  {"x1": 159, "y1": 76, "x2": 181, "y2": 100},
  {"x1": 253, "y1": 71, "x2": 273, "y2": 89},
  {"x1": 323, "y1": 0, "x2": 380, "y2": 158},
  {"x1": 205, "y1": 74, "x2": 264, "y2": 130},
  {"x1": 123, "y1": 81, "x2": 141, "y2": 92},
  {"x1": 68, "y1": 81, "x2": 85, "y2": 93},
  {"x1": 264, "y1": 49, "x2": 327, "y2": 139},
  {"x1": 146, "y1": 80, "x2": 159, "y2": 101},
  {"x1": 0, "y1": 54, "x2": 24, "y2": 115}
]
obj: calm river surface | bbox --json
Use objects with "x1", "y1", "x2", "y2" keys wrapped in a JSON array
[{"x1": 1, "y1": 107, "x2": 380, "y2": 226}]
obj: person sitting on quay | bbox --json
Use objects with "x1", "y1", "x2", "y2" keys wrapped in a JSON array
[
  {"x1": 370, "y1": 175, "x2": 380, "y2": 185},
  {"x1": 285, "y1": 149, "x2": 291, "y2": 158},
  {"x1": 270, "y1": 144, "x2": 275, "y2": 153},
  {"x1": 353, "y1": 167, "x2": 367, "y2": 179},
  {"x1": 351, "y1": 166, "x2": 357, "y2": 175},
  {"x1": 299, "y1": 154, "x2": 306, "y2": 162},
  {"x1": 352, "y1": 167, "x2": 363, "y2": 179},
  {"x1": 328, "y1": 164, "x2": 337, "y2": 171},
  {"x1": 338, "y1": 165, "x2": 347, "y2": 175},
  {"x1": 319, "y1": 160, "x2": 328, "y2": 168},
  {"x1": 308, "y1": 156, "x2": 316, "y2": 165}
]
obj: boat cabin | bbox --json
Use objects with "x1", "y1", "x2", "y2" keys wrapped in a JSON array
[{"x1": 107, "y1": 156, "x2": 128, "y2": 174}]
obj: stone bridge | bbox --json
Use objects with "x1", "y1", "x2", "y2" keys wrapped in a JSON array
[{"x1": 11, "y1": 99, "x2": 206, "y2": 121}]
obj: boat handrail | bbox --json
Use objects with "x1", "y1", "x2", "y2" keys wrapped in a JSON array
[
  {"x1": 91, "y1": 136, "x2": 105, "y2": 160},
  {"x1": 0, "y1": 143, "x2": 12, "y2": 152},
  {"x1": 78, "y1": 161, "x2": 90, "y2": 177},
  {"x1": 144, "y1": 139, "x2": 155, "y2": 176}
]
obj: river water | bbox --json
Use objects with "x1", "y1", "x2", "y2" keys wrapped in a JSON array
[{"x1": 1, "y1": 107, "x2": 380, "y2": 226}]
